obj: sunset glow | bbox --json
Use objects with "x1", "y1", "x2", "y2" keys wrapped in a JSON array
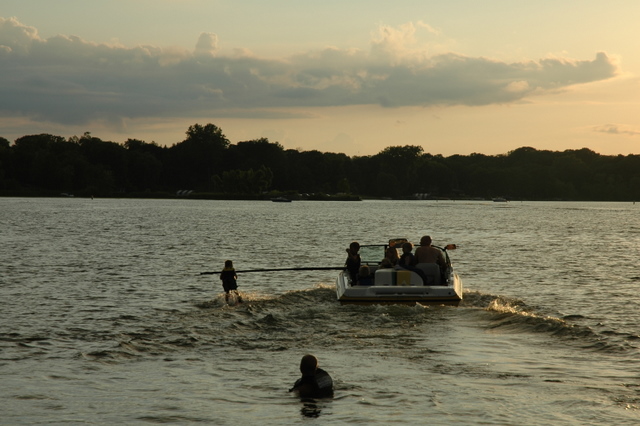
[{"x1": 1, "y1": 1, "x2": 639, "y2": 156}]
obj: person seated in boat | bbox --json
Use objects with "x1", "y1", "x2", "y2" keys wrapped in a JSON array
[
  {"x1": 357, "y1": 265, "x2": 374, "y2": 286},
  {"x1": 345, "y1": 241, "x2": 361, "y2": 284},
  {"x1": 397, "y1": 242, "x2": 417, "y2": 268},
  {"x1": 378, "y1": 258, "x2": 393, "y2": 269},
  {"x1": 414, "y1": 236, "x2": 448, "y2": 284},
  {"x1": 384, "y1": 241, "x2": 400, "y2": 266},
  {"x1": 414, "y1": 236, "x2": 447, "y2": 270},
  {"x1": 289, "y1": 354, "x2": 334, "y2": 399},
  {"x1": 396, "y1": 242, "x2": 430, "y2": 284}
]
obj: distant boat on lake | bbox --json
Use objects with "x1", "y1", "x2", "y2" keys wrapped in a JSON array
[{"x1": 271, "y1": 196, "x2": 292, "y2": 203}]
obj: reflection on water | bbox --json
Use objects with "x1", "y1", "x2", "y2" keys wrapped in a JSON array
[{"x1": 300, "y1": 400, "x2": 326, "y2": 418}]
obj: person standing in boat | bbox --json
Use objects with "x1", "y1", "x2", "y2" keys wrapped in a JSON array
[
  {"x1": 345, "y1": 241, "x2": 361, "y2": 284},
  {"x1": 219, "y1": 260, "x2": 243, "y2": 304},
  {"x1": 414, "y1": 236, "x2": 447, "y2": 270},
  {"x1": 289, "y1": 354, "x2": 334, "y2": 399}
]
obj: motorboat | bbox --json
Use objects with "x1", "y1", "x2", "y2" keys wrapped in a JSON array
[
  {"x1": 336, "y1": 238, "x2": 463, "y2": 306},
  {"x1": 271, "y1": 196, "x2": 292, "y2": 202}
]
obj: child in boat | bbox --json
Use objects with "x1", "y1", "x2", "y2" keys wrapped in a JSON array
[
  {"x1": 379, "y1": 258, "x2": 393, "y2": 269},
  {"x1": 398, "y1": 242, "x2": 416, "y2": 267},
  {"x1": 357, "y1": 265, "x2": 374, "y2": 286},
  {"x1": 220, "y1": 260, "x2": 243, "y2": 304},
  {"x1": 384, "y1": 240, "x2": 400, "y2": 265},
  {"x1": 397, "y1": 242, "x2": 430, "y2": 284}
]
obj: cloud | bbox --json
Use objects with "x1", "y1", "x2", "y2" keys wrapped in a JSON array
[
  {"x1": 194, "y1": 32, "x2": 218, "y2": 58},
  {"x1": 593, "y1": 124, "x2": 640, "y2": 136},
  {"x1": 0, "y1": 16, "x2": 38, "y2": 54},
  {"x1": 0, "y1": 17, "x2": 620, "y2": 128}
]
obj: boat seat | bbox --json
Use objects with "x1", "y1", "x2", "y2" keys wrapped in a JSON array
[
  {"x1": 374, "y1": 268, "x2": 423, "y2": 286},
  {"x1": 415, "y1": 263, "x2": 441, "y2": 285}
]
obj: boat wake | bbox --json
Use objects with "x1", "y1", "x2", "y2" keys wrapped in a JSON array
[
  {"x1": 461, "y1": 290, "x2": 636, "y2": 354},
  {"x1": 51, "y1": 285, "x2": 636, "y2": 363}
]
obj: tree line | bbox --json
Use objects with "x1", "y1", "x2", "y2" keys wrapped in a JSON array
[{"x1": 1, "y1": 123, "x2": 639, "y2": 201}]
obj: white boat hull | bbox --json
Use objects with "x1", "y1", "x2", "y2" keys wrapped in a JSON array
[{"x1": 335, "y1": 269, "x2": 463, "y2": 306}]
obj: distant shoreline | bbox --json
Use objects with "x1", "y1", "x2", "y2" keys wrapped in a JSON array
[
  {"x1": 0, "y1": 192, "x2": 363, "y2": 201},
  {"x1": 2, "y1": 193, "x2": 636, "y2": 203}
]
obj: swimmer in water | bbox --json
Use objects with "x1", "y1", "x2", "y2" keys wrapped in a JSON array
[{"x1": 289, "y1": 354, "x2": 334, "y2": 399}]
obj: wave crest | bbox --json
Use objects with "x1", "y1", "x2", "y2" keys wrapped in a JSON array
[{"x1": 462, "y1": 290, "x2": 632, "y2": 353}]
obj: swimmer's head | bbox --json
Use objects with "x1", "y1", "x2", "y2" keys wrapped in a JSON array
[{"x1": 300, "y1": 354, "x2": 318, "y2": 375}]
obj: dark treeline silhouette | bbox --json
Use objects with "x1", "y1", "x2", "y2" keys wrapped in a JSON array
[{"x1": 1, "y1": 123, "x2": 639, "y2": 201}]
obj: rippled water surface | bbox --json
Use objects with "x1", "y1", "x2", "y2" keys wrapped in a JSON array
[{"x1": 1, "y1": 198, "x2": 640, "y2": 424}]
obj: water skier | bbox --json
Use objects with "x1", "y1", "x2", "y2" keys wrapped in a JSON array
[{"x1": 219, "y1": 260, "x2": 243, "y2": 304}]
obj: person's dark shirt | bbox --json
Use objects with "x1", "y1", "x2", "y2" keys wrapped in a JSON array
[
  {"x1": 357, "y1": 275, "x2": 374, "y2": 286},
  {"x1": 220, "y1": 268, "x2": 238, "y2": 290},
  {"x1": 290, "y1": 368, "x2": 334, "y2": 399},
  {"x1": 345, "y1": 253, "x2": 361, "y2": 282},
  {"x1": 398, "y1": 252, "x2": 416, "y2": 267}
]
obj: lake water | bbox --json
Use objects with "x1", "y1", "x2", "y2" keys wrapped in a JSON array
[{"x1": 1, "y1": 197, "x2": 639, "y2": 424}]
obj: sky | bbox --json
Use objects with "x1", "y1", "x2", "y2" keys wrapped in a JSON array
[{"x1": 1, "y1": 0, "x2": 639, "y2": 157}]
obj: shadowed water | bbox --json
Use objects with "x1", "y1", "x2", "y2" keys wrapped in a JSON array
[{"x1": 1, "y1": 198, "x2": 639, "y2": 424}]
